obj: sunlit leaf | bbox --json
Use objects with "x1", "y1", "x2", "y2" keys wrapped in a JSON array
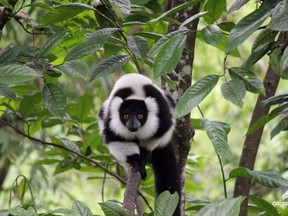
[
  {"x1": 194, "y1": 197, "x2": 243, "y2": 216},
  {"x1": 175, "y1": 75, "x2": 219, "y2": 118},
  {"x1": 204, "y1": 0, "x2": 226, "y2": 24},
  {"x1": 201, "y1": 119, "x2": 232, "y2": 166},
  {"x1": 268, "y1": 2, "x2": 288, "y2": 31},
  {"x1": 0, "y1": 64, "x2": 40, "y2": 84},
  {"x1": 261, "y1": 94, "x2": 288, "y2": 107},
  {"x1": 99, "y1": 201, "x2": 129, "y2": 216},
  {"x1": 55, "y1": 136, "x2": 80, "y2": 154},
  {"x1": 72, "y1": 200, "x2": 94, "y2": 216},
  {"x1": 113, "y1": 0, "x2": 130, "y2": 19},
  {"x1": 227, "y1": 0, "x2": 249, "y2": 14},
  {"x1": 180, "y1": 11, "x2": 207, "y2": 28},
  {"x1": 155, "y1": 191, "x2": 179, "y2": 216}
]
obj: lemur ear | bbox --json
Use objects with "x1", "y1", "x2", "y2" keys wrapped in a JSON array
[{"x1": 144, "y1": 97, "x2": 159, "y2": 114}]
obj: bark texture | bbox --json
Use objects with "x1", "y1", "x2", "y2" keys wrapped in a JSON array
[{"x1": 163, "y1": 0, "x2": 200, "y2": 214}]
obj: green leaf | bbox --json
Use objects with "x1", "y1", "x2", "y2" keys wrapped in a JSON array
[
  {"x1": 19, "y1": 93, "x2": 42, "y2": 118},
  {"x1": 203, "y1": 0, "x2": 226, "y2": 24},
  {"x1": 8, "y1": 207, "x2": 37, "y2": 216},
  {"x1": 149, "y1": 0, "x2": 201, "y2": 23},
  {"x1": 261, "y1": 94, "x2": 288, "y2": 107},
  {"x1": 227, "y1": 0, "x2": 249, "y2": 14},
  {"x1": 43, "y1": 84, "x2": 67, "y2": 118},
  {"x1": 281, "y1": 46, "x2": 288, "y2": 72},
  {"x1": 271, "y1": 117, "x2": 288, "y2": 139},
  {"x1": 34, "y1": 159, "x2": 61, "y2": 166},
  {"x1": 252, "y1": 29, "x2": 278, "y2": 52},
  {"x1": 221, "y1": 79, "x2": 246, "y2": 107},
  {"x1": 154, "y1": 191, "x2": 179, "y2": 216},
  {"x1": 0, "y1": 45, "x2": 19, "y2": 64},
  {"x1": 60, "y1": 60, "x2": 89, "y2": 79},
  {"x1": 40, "y1": 3, "x2": 92, "y2": 26},
  {"x1": 247, "y1": 103, "x2": 288, "y2": 135},
  {"x1": 0, "y1": 0, "x2": 14, "y2": 9},
  {"x1": 180, "y1": 11, "x2": 208, "y2": 28},
  {"x1": 200, "y1": 119, "x2": 232, "y2": 166},
  {"x1": 153, "y1": 34, "x2": 187, "y2": 78},
  {"x1": 201, "y1": 25, "x2": 222, "y2": 45},
  {"x1": 0, "y1": 64, "x2": 40, "y2": 84},
  {"x1": 90, "y1": 55, "x2": 130, "y2": 81},
  {"x1": 127, "y1": 36, "x2": 148, "y2": 61},
  {"x1": 72, "y1": 200, "x2": 94, "y2": 216},
  {"x1": 228, "y1": 67, "x2": 264, "y2": 94},
  {"x1": 269, "y1": 47, "x2": 288, "y2": 79},
  {"x1": 55, "y1": 136, "x2": 80, "y2": 154},
  {"x1": 86, "y1": 28, "x2": 119, "y2": 37},
  {"x1": 249, "y1": 195, "x2": 280, "y2": 216},
  {"x1": 226, "y1": 2, "x2": 276, "y2": 54},
  {"x1": 38, "y1": 31, "x2": 68, "y2": 58},
  {"x1": 50, "y1": 208, "x2": 79, "y2": 216},
  {"x1": 268, "y1": 2, "x2": 288, "y2": 31},
  {"x1": 229, "y1": 168, "x2": 288, "y2": 188},
  {"x1": 148, "y1": 29, "x2": 188, "y2": 58},
  {"x1": 113, "y1": 0, "x2": 130, "y2": 19},
  {"x1": 194, "y1": 197, "x2": 243, "y2": 216},
  {"x1": 65, "y1": 35, "x2": 109, "y2": 61},
  {"x1": 0, "y1": 84, "x2": 17, "y2": 100},
  {"x1": 175, "y1": 75, "x2": 219, "y2": 118},
  {"x1": 99, "y1": 201, "x2": 129, "y2": 216}
]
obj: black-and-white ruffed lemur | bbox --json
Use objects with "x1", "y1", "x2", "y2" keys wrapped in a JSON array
[{"x1": 98, "y1": 73, "x2": 181, "y2": 216}]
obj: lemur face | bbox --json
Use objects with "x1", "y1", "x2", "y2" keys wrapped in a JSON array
[{"x1": 119, "y1": 99, "x2": 148, "y2": 132}]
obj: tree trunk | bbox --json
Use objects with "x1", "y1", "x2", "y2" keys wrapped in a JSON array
[
  {"x1": 163, "y1": 1, "x2": 200, "y2": 214},
  {"x1": 232, "y1": 32, "x2": 288, "y2": 215}
]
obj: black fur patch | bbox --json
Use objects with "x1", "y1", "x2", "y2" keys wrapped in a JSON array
[
  {"x1": 113, "y1": 87, "x2": 133, "y2": 99},
  {"x1": 143, "y1": 84, "x2": 173, "y2": 138}
]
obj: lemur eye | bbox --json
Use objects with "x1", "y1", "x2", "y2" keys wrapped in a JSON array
[
  {"x1": 123, "y1": 114, "x2": 129, "y2": 120},
  {"x1": 138, "y1": 114, "x2": 143, "y2": 120}
]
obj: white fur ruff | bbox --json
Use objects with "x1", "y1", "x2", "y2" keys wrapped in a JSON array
[{"x1": 108, "y1": 141, "x2": 139, "y2": 162}]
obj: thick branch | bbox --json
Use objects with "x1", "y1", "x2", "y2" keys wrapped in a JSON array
[
  {"x1": 123, "y1": 167, "x2": 142, "y2": 216},
  {"x1": 0, "y1": 0, "x2": 17, "y2": 30}
]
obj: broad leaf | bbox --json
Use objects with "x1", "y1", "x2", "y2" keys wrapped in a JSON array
[
  {"x1": 228, "y1": 67, "x2": 264, "y2": 94},
  {"x1": 270, "y1": 117, "x2": 288, "y2": 139},
  {"x1": 249, "y1": 195, "x2": 279, "y2": 216},
  {"x1": 227, "y1": 0, "x2": 249, "y2": 14},
  {"x1": 0, "y1": 45, "x2": 19, "y2": 64},
  {"x1": 269, "y1": 47, "x2": 288, "y2": 79},
  {"x1": 99, "y1": 201, "x2": 129, "y2": 216},
  {"x1": 154, "y1": 191, "x2": 179, "y2": 216},
  {"x1": 261, "y1": 94, "x2": 288, "y2": 107},
  {"x1": 43, "y1": 84, "x2": 67, "y2": 118},
  {"x1": 203, "y1": 0, "x2": 226, "y2": 24},
  {"x1": 229, "y1": 168, "x2": 288, "y2": 188},
  {"x1": 40, "y1": 3, "x2": 93, "y2": 26},
  {"x1": 226, "y1": 2, "x2": 277, "y2": 54},
  {"x1": 148, "y1": 29, "x2": 188, "y2": 58},
  {"x1": 0, "y1": 84, "x2": 17, "y2": 100},
  {"x1": 194, "y1": 197, "x2": 243, "y2": 216},
  {"x1": 153, "y1": 34, "x2": 187, "y2": 78},
  {"x1": 60, "y1": 60, "x2": 89, "y2": 79},
  {"x1": 200, "y1": 119, "x2": 232, "y2": 166},
  {"x1": 67, "y1": 94, "x2": 93, "y2": 123},
  {"x1": 65, "y1": 35, "x2": 109, "y2": 61},
  {"x1": 221, "y1": 79, "x2": 246, "y2": 107},
  {"x1": 247, "y1": 103, "x2": 288, "y2": 135},
  {"x1": 50, "y1": 208, "x2": 79, "y2": 216},
  {"x1": 0, "y1": 64, "x2": 40, "y2": 84},
  {"x1": 127, "y1": 36, "x2": 148, "y2": 61},
  {"x1": 55, "y1": 136, "x2": 80, "y2": 154},
  {"x1": 8, "y1": 207, "x2": 37, "y2": 216},
  {"x1": 175, "y1": 75, "x2": 219, "y2": 118},
  {"x1": 252, "y1": 29, "x2": 278, "y2": 52},
  {"x1": 281, "y1": 46, "x2": 288, "y2": 72},
  {"x1": 180, "y1": 11, "x2": 207, "y2": 28},
  {"x1": 72, "y1": 200, "x2": 94, "y2": 216},
  {"x1": 113, "y1": 0, "x2": 130, "y2": 19},
  {"x1": 268, "y1": 2, "x2": 288, "y2": 31},
  {"x1": 201, "y1": 25, "x2": 222, "y2": 45},
  {"x1": 38, "y1": 31, "x2": 68, "y2": 58},
  {"x1": 86, "y1": 28, "x2": 119, "y2": 37},
  {"x1": 149, "y1": 0, "x2": 201, "y2": 23},
  {"x1": 90, "y1": 55, "x2": 130, "y2": 81}
]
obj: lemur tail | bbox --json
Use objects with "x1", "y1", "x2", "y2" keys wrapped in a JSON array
[{"x1": 151, "y1": 143, "x2": 181, "y2": 216}]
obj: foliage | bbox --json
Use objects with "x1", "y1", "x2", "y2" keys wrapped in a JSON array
[{"x1": 0, "y1": 0, "x2": 288, "y2": 215}]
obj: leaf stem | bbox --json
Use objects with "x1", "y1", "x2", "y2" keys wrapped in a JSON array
[{"x1": 217, "y1": 154, "x2": 227, "y2": 198}]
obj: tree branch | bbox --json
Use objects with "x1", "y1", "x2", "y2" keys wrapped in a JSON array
[
  {"x1": 0, "y1": 0, "x2": 17, "y2": 30},
  {"x1": 232, "y1": 32, "x2": 288, "y2": 215}
]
